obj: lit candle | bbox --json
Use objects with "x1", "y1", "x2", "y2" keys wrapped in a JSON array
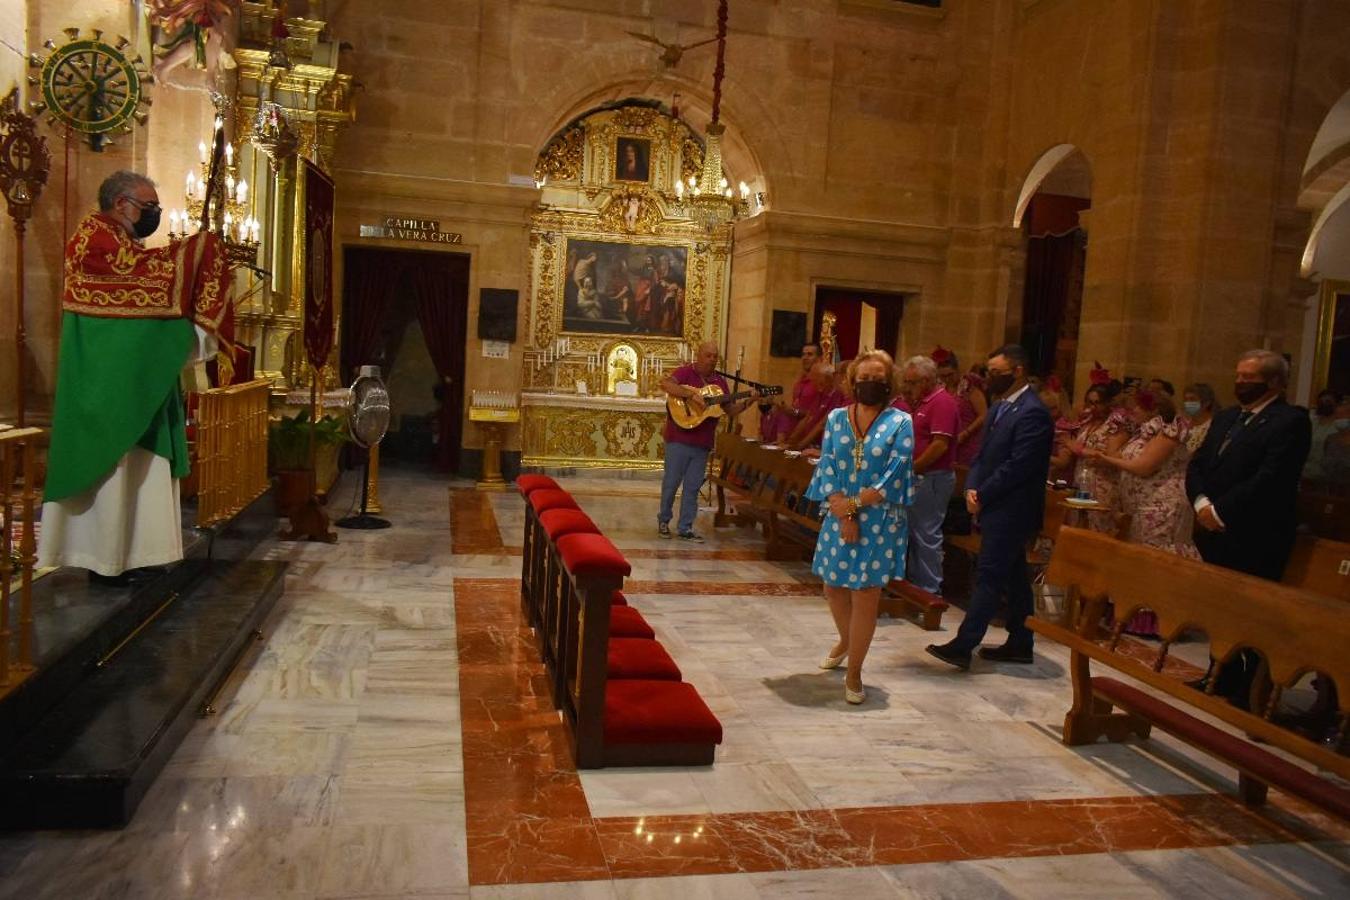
[
  {"x1": 198, "y1": 141, "x2": 206, "y2": 164},
  {"x1": 675, "y1": 180, "x2": 683, "y2": 200},
  {"x1": 739, "y1": 181, "x2": 750, "y2": 200},
  {"x1": 186, "y1": 171, "x2": 195, "y2": 196},
  {"x1": 225, "y1": 143, "x2": 233, "y2": 166},
  {"x1": 719, "y1": 176, "x2": 728, "y2": 190},
  {"x1": 169, "y1": 210, "x2": 178, "y2": 233},
  {"x1": 238, "y1": 179, "x2": 248, "y2": 204},
  {"x1": 251, "y1": 219, "x2": 260, "y2": 242},
  {"x1": 213, "y1": 116, "x2": 223, "y2": 133},
  {"x1": 223, "y1": 211, "x2": 232, "y2": 232},
  {"x1": 225, "y1": 174, "x2": 235, "y2": 197}
]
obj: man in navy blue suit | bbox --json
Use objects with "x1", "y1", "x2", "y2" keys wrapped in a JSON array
[{"x1": 926, "y1": 345, "x2": 1053, "y2": 670}]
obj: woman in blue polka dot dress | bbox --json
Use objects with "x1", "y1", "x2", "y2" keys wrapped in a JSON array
[{"x1": 804, "y1": 350, "x2": 915, "y2": 705}]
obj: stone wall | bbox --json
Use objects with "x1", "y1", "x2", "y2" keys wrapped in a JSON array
[{"x1": 6, "y1": 0, "x2": 1350, "y2": 442}]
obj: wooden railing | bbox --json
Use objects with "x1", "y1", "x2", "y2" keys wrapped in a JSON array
[
  {"x1": 1, "y1": 426, "x2": 46, "y2": 693},
  {"x1": 195, "y1": 379, "x2": 271, "y2": 528}
]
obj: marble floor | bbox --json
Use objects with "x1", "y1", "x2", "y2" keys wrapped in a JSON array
[{"x1": 0, "y1": 468, "x2": 1347, "y2": 899}]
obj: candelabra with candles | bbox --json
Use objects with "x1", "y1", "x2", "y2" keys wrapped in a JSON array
[
  {"x1": 167, "y1": 116, "x2": 261, "y2": 267},
  {"x1": 668, "y1": 0, "x2": 764, "y2": 232}
]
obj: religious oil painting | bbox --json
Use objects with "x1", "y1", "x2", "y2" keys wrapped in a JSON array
[
  {"x1": 563, "y1": 239, "x2": 687, "y2": 337},
  {"x1": 614, "y1": 137, "x2": 651, "y2": 183}
]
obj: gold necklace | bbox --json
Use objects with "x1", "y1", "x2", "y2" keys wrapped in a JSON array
[{"x1": 849, "y1": 405, "x2": 880, "y2": 470}]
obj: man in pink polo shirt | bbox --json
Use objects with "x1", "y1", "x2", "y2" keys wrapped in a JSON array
[{"x1": 894, "y1": 355, "x2": 960, "y2": 594}]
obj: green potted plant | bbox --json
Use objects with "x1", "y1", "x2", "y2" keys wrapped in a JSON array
[{"x1": 269, "y1": 409, "x2": 348, "y2": 514}]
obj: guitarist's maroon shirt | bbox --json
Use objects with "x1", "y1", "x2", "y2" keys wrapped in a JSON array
[{"x1": 664, "y1": 363, "x2": 730, "y2": 449}]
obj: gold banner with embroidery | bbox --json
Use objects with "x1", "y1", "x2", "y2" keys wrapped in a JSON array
[{"x1": 62, "y1": 213, "x2": 232, "y2": 347}]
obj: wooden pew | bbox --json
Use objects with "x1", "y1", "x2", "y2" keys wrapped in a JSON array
[
  {"x1": 1030, "y1": 527, "x2": 1350, "y2": 820},
  {"x1": 1297, "y1": 488, "x2": 1350, "y2": 541},
  {"x1": 1283, "y1": 534, "x2": 1350, "y2": 602}
]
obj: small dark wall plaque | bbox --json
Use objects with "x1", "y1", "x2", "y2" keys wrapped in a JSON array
[
  {"x1": 478, "y1": 288, "x2": 518, "y2": 342},
  {"x1": 770, "y1": 310, "x2": 807, "y2": 357}
]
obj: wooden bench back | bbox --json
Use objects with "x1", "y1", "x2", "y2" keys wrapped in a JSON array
[
  {"x1": 1298, "y1": 489, "x2": 1350, "y2": 541},
  {"x1": 1046, "y1": 527, "x2": 1350, "y2": 714},
  {"x1": 1283, "y1": 534, "x2": 1350, "y2": 603}
]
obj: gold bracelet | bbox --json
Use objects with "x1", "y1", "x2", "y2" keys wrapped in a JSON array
[{"x1": 846, "y1": 497, "x2": 860, "y2": 519}]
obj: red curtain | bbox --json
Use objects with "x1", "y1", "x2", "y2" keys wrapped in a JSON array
[
  {"x1": 407, "y1": 254, "x2": 470, "y2": 471},
  {"x1": 1020, "y1": 229, "x2": 1086, "y2": 382},
  {"x1": 812, "y1": 289, "x2": 905, "y2": 362},
  {"x1": 341, "y1": 249, "x2": 394, "y2": 383}
]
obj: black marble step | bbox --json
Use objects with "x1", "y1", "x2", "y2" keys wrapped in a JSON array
[
  {"x1": 0, "y1": 559, "x2": 286, "y2": 829},
  {"x1": 0, "y1": 489, "x2": 278, "y2": 749}
]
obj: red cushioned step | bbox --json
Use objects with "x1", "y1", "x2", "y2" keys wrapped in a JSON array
[
  {"x1": 604, "y1": 680, "x2": 723, "y2": 745},
  {"x1": 515, "y1": 474, "x2": 559, "y2": 497},
  {"x1": 608, "y1": 638, "x2": 682, "y2": 680},
  {"x1": 611, "y1": 589, "x2": 628, "y2": 606},
  {"x1": 609, "y1": 605, "x2": 654, "y2": 638},
  {"x1": 1091, "y1": 677, "x2": 1350, "y2": 820},
  {"x1": 556, "y1": 532, "x2": 632, "y2": 578},
  {"x1": 539, "y1": 508, "x2": 599, "y2": 540},
  {"x1": 529, "y1": 489, "x2": 580, "y2": 515}
]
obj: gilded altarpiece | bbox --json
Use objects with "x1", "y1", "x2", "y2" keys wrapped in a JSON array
[
  {"x1": 523, "y1": 104, "x2": 733, "y2": 470},
  {"x1": 230, "y1": 1, "x2": 354, "y2": 393}
]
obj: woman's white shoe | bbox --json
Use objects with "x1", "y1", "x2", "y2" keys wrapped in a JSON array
[
  {"x1": 845, "y1": 684, "x2": 865, "y2": 704},
  {"x1": 818, "y1": 652, "x2": 846, "y2": 670}
]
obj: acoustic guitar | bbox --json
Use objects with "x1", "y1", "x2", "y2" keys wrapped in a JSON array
[{"x1": 667, "y1": 384, "x2": 783, "y2": 430}]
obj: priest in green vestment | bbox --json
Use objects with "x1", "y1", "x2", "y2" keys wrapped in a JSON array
[{"x1": 38, "y1": 171, "x2": 232, "y2": 583}]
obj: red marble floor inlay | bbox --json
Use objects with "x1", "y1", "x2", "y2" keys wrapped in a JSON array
[{"x1": 450, "y1": 492, "x2": 1348, "y2": 886}]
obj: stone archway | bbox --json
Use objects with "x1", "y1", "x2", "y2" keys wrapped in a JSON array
[{"x1": 1011, "y1": 145, "x2": 1093, "y2": 397}]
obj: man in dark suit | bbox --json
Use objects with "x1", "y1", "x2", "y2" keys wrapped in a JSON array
[
  {"x1": 1185, "y1": 350, "x2": 1311, "y2": 705},
  {"x1": 1186, "y1": 349, "x2": 1311, "y2": 581},
  {"x1": 926, "y1": 345, "x2": 1053, "y2": 670}
]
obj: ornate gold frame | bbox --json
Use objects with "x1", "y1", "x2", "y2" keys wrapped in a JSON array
[
  {"x1": 1312, "y1": 278, "x2": 1349, "y2": 395},
  {"x1": 526, "y1": 103, "x2": 733, "y2": 396}
]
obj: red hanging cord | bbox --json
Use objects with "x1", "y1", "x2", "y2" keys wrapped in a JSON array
[{"x1": 710, "y1": 0, "x2": 728, "y2": 126}]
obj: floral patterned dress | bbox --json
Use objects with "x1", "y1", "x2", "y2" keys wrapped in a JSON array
[
  {"x1": 1117, "y1": 415, "x2": 1199, "y2": 636},
  {"x1": 1184, "y1": 417, "x2": 1211, "y2": 455},
  {"x1": 954, "y1": 372, "x2": 987, "y2": 467},
  {"x1": 1072, "y1": 408, "x2": 1135, "y2": 533},
  {"x1": 1118, "y1": 416, "x2": 1199, "y2": 558},
  {"x1": 805, "y1": 406, "x2": 915, "y2": 588}
]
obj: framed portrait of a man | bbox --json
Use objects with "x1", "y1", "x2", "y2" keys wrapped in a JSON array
[
  {"x1": 614, "y1": 137, "x2": 650, "y2": 183},
  {"x1": 563, "y1": 238, "x2": 687, "y2": 337}
]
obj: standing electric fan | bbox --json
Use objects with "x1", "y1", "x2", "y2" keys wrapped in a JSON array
[{"x1": 337, "y1": 365, "x2": 392, "y2": 529}]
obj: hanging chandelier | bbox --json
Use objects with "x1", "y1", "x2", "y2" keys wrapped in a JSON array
[
  {"x1": 167, "y1": 114, "x2": 260, "y2": 266},
  {"x1": 672, "y1": 0, "x2": 762, "y2": 231}
]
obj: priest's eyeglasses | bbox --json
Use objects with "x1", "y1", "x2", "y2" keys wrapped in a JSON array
[{"x1": 121, "y1": 197, "x2": 162, "y2": 212}]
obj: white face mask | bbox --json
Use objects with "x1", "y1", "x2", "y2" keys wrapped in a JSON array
[{"x1": 1182, "y1": 400, "x2": 1201, "y2": 416}]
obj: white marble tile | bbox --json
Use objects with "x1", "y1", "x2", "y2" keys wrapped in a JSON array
[
  {"x1": 470, "y1": 881, "x2": 616, "y2": 899},
  {"x1": 615, "y1": 872, "x2": 763, "y2": 899},
  {"x1": 578, "y1": 768, "x2": 711, "y2": 818},
  {"x1": 688, "y1": 761, "x2": 821, "y2": 812},
  {"x1": 315, "y1": 823, "x2": 468, "y2": 898},
  {"x1": 750, "y1": 866, "x2": 905, "y2": 898},
  {"x1": 345, "y1": 722, "x2": 464, "y2": 774},
  {"x1": 175, "y1": 823, "x2": 332, "y2": 899},
  {"x1": 335, "y1": 771, "x2": 465, "y2": 825}
]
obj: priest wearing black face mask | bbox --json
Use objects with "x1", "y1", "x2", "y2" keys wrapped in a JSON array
[
  {"x1": 1185, "y1": 350, "x2": 1311, "y2": 582},
  {"x1": 39, "y1": 171, "x2": 232, "y2": 583}
]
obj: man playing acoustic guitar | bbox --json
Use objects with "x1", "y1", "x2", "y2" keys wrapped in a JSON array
[{"x1": 658, "y1": 341, "x2": 760, "y2": 541}]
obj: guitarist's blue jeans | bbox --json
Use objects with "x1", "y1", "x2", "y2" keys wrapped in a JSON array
[{"x1": 659, "y1": 441, "x2": 709, "y2": 534}]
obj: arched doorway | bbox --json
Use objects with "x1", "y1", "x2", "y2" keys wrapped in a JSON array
[
  {"x1": 1299, "y1": 87, "x2": 1350, "y2": 402},
  {"x1": 1014, "y1": 145, "x2": 1092, "y2": 398},
  {"x1": 341, "y1": 247, "x2": 470, "y2": 473}
]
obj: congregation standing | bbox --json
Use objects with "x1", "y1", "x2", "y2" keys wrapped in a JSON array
[{"x1": 659, "y1": 335, "x2": 1330, "y2": 704}]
